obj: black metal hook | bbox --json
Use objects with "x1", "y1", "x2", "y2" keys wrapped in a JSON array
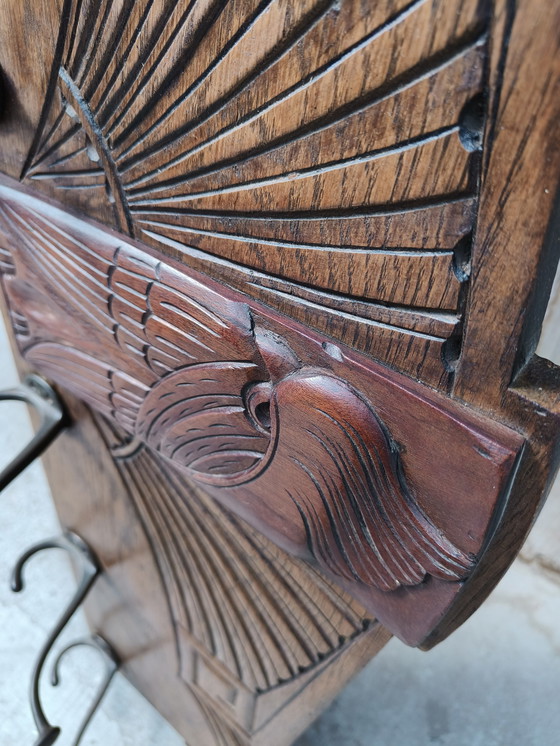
[
  {"x1": 50, "y1": 634, "x2": 119, "y2": 746},
  {"x1": 11, "y1": 532, "x2": 100, "y2": 746},
  {"x1": 0, "y1": 374, "x2": 66, "y2": 492}
]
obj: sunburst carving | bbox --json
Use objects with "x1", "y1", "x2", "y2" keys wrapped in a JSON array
[
  {"x1": 18, "y1": 0, "x2": 490, "y2": 384},
  {"x1": 97, "y1": 416, "x2": 373, "y2": 693}
]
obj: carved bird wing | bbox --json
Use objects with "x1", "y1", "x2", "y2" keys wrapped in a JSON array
[{"x1": 234, "y1": 372, "x2": 475, "y2": 592}]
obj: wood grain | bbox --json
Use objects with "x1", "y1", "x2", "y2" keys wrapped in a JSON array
[
  {"x1": 454, "y1": 0, "x2": 560, "y2": 408},
  {"x1": 427, "y1": 0, "x2": 560, "y2": 646},
  {"x1": 0, "y1": 0, "x2": 491, "y2": 387}
]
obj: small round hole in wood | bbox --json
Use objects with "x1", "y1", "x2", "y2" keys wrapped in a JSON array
[{"x1": 459, "y1": 95, "x2": 485, "y2": 152}]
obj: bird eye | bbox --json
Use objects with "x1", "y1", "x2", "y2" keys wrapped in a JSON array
[
  {"x1": 243, "y1": 381, "x2": 274, "y2": 435},
  {"x1": 253, "y1": 401, "x2": 271, "y2": 431}
]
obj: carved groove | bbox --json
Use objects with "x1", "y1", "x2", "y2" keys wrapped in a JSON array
[
  {"x1": 17, "y1": 0, "x2": 489, "y2": 384},
  {"x1": 98, "y1": 417, "x2": 371, "y2": 694}
]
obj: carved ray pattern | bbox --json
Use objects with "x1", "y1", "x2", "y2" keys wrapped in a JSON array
[
  {"x1": 0, "y1": 181, "x2": 525, "y2": 638},
  {"x1": 98, "y1": 416, "x2": 372, "y2": 695},
  {"x1": 18, "y1": 0, "x2": 490, "y2": 385},
  {"x1": 95, "y1": 416, "x2": 393, "y2": 744}
]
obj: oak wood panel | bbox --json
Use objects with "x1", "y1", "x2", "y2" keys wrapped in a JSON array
[
  {"x1": 455, "y1": 0, "x2": 560, "y2": 408},
  {"x1": 428, "y1": 0, "x2": 560, "y2": 645},
  {"x1": 0, "y1": 0, "x2": 490, "y2": 388}
]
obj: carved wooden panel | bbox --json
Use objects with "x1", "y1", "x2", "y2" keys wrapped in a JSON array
[
  {"x1": 13, "y1": 382, "x2": 389, "y2": 746},
  {"x1": 96, "y1": 415, "x2": 386, "y2": 744},
  {"x1": 0, "y1": 177, "x2": 527, "y2": 645},
  {"x1": 0, "y1": 0, "x2": 491, "y2": 387},
  {"x1": 1, "y1": 2, "x2": 560, "y2": 742}
]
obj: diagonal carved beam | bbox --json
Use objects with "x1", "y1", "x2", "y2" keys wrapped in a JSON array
[{"x1": 0, "y1": 175, "x2": 530, "y2": 644}]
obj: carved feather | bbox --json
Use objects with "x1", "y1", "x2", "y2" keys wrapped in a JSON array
[{"x1": 264, "y1": 373, "x2": 474, "y2": 590}]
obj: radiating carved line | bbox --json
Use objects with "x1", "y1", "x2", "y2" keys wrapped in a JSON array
[
  {"x1": 97, "y1": 417, "x2": 373, "y2": 693},
  {"x1": 117, "y1": 0, "x2": 427, "y2": 176},
  {"x1": 86, "y1": 0, "x2": 158, "y2": 109},
  {"x1": 28, "y1": 180, "x2": 103, "y2": 197},
  {"x1": 106, "y1": 0, "x2": 230, "y2": 142},
  {"x1": 132, "y1": 193, "x2": 474, "y2": 219},
  {"x1": 136, "y1": 217, "x2": 456, "y2": 257},
  {"x1": 32, "y1": 111, "x2": 67, "y2": 169},
  {"x1": 110, "y1": 0, "x2": 277, "y2": 149},
  {"x1": 247, "y1": 279, "x2": 458, "y2": 336},
  {"x1": 3, "y1": 183, "x2": 456, "y2": 344},
  {"x1": 130, "y1": 457, "x2": 292, "y2": 687},
  {"x1": 120, "y1": 21, "x2": 483, "y2": 192},
  {"x1": 235, "y1": 517, "x2": 366, "y2": 638},
  {"x1": 72, "y1": 0, "x2": 113, "y2": 87},
  {"x1": 95, "y1": 0, "x2": 197, "y2": 128},
  {"x1": 62, "y1": 0, "x2": 86, "y2": 69},
  {"x1": 249, "y1": 284, "x2": 450, "y2": 340},
  {"x1": 19, "y1": 0, "x2": 75, "y2": 179},
  {"x1": 76, "y1": 0, "x2": 136, "y2": 91},
  {"x1": 114, "y1": 0, "x2": 334, "y2": 161},
  {"x1": 58, "y1": 67, "x2": 134, "y2": 235},
  {"x1": 28, "y1": 123, "x2": 82, "y2": 173},
  {"x1": 127, "y1": 126, "x2": 459, "y2": 203},
  {"x1": 138, "y1": 194, "x2": 472, "y2": 249},
  {"x1": 125, "y1": 43, "x2": 483, "y2": 210},
  {"x1": 66, "y1": 0, "x2": 103, "y2": 80},
  {"x1": 166, "y1": 479, "x2": 297, "y2": 684},
  {"x1": 30, "y1": 169, "x2": 104, "y2": 180},
  {"x1": 140, "y1": 223, "x2": 462, "y2": 324},
  {"x1": 130, "y1": 457, "x2": 234, "y2": 662}
]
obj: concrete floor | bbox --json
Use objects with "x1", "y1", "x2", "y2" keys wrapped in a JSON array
[{"x1": 1, "y1": 309, "x2": 560, "y2": 745}]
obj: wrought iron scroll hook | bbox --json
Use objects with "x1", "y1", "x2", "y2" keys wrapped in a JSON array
[
  {"x1": 50, "y1": 634, "x2": 119, "y2": 746},
  {"x1": 0, "y1": 374, "x2": 66, "y2": 492},
  {"x1": 11, "y1": 532, "x2": 100, "y2": 746}
]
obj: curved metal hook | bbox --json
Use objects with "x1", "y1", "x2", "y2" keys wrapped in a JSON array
[
  {"x1": 11, "y1": 532, "x2": 100, "y2": 746},
  {"x1": 50, "y1": 634, "x2": 119, "y2": 746},
  {"x1": 0, "y1": 374, "x2": 66, "y2": 492}
]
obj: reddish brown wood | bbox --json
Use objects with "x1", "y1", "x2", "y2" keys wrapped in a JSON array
[
  {"x1": 0, "y1": 175, "x2": 528, "y2": 645},
  {"x1": 0, "y1": 285, "x2": 392, "y2": 746}
]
